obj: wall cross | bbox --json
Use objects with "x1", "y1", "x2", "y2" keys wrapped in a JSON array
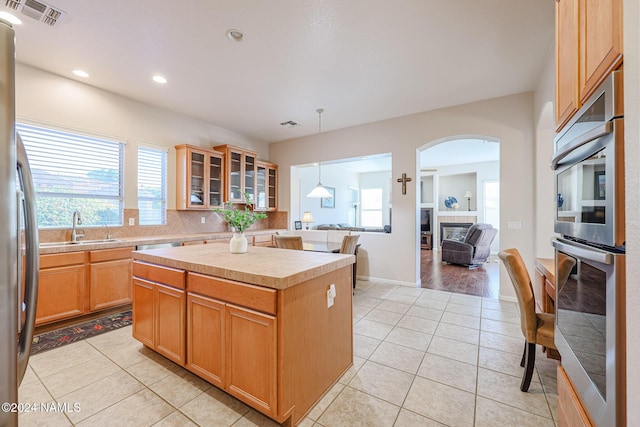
[{"x1": 396, "y1": 173, "x2": 412, "y2": 195}]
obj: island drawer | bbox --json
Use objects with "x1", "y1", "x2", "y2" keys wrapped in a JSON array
[
  {"x1": 187, "y1": 272, "x2": 276, "y2": 315},
  {"x1": 133, "y1": 261, "x2": 185, "y2": 290}
]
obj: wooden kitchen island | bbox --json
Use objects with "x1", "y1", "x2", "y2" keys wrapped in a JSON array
[{"x1": 131, "y1": 243, "x2": 355, "y2": 426}]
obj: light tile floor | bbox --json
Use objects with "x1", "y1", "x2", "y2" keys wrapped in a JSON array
[{"x1": 19, "y1": 281, "x2": 559, "y2": 426}]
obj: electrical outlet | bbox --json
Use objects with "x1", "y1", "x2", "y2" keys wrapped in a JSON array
[
  {"x1": 201, "y1": 217, "x2": 206, "y2": 224},
  {"x1": 327, "y1": 284, "x2": 336, "y2": 308},
  {"x1": 128, "y1": 218, "x2": 135, "y2": 226},
  {"x1": 507, "y1": 221, "x2": 522, "y2": 230},
  {"x1": 327, "y1": 289, "x2": 334, "y2": 308}
]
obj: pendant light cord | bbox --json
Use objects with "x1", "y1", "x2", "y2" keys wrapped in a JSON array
[{"x1": 317, "y1": 108, "x2": 324, "y2": 184}]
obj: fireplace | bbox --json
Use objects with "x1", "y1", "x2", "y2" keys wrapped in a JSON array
[{"x1": 440, "y1": 222, "x2": 473, "y2": 243}]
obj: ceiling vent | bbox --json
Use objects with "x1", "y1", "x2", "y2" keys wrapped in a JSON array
[
  {"x1": 4, "y1": 0, "x2": 65, "y2": 27},
  {"x1": 280, "y1": 120, "x2": 300, "y2": 128}
]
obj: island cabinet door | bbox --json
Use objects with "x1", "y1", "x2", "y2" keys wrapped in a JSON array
[
  {"x1": 225, "y1": 304, "x2": 277, "y2": 417},
  {"x1": 155, "y1": 283, "x2": 186, "y2": 365},
  {"x1": 132, "y1": 278, "x2": 155, "y2": 348},
  {"x1": 187, "y1": 293, "x2": 225, "y2": 388}
]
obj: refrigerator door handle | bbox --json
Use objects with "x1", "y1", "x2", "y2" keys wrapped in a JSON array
[{"x1": 16, "y1": 133, "x2": 39, "y2": 384}]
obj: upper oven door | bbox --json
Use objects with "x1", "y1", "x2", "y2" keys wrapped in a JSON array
[{"x1": 553, "y1": 118, "x2": 624, "y2": 248}]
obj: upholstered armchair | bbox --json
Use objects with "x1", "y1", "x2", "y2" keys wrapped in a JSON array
[{"x1": 441, "y1": 223, "x2": 497, "y2": 266}]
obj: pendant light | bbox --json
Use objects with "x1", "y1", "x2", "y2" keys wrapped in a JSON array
[{"x1": 306, "y1": 108, "x2": 333, "y2": 198}]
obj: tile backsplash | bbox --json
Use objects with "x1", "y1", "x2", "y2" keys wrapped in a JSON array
[{"x1": 39, "y1": 209, "x2": 289, "y2": 242}]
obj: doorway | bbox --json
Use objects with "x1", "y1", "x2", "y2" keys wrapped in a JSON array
[{"x1": 418, "y1": 137, "x2": 501, "y2": 297}]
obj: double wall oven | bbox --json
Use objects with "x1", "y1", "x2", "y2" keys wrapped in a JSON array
[{"x1": 551, "y1": 70, "x2": 625, "y2": 427}]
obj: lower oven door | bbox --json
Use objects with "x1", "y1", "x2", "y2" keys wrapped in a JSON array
[{"x1": 552, "y1": 238, "x2": 625, "y2": 427}]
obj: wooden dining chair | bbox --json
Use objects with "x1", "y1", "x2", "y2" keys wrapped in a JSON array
[
  {"x1": 274, "y1": 235, "x2": 303, "y2": 250},
  {"x1": 498, "y1": 248, "x2": 570, "y2": 392},
  {"x1": 340, "y1": 235, "x2": 360, "y2": 290}
]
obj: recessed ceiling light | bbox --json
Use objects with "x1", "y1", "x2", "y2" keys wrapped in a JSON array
[
  {"x1": 152, "y1": 75, "x2": 167, "y2": 84},
  {"x1": 225, "y1": 29, "x2": 243, "y2": 42},
  {"x1": 0, "y1": 12, "x2": 22, "y2": 25},
  {"x1": 72, "y1": 69, "x2": 89, "y2": 78}
]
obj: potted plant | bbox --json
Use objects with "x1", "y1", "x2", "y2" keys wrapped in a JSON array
[{"x1": 214, "y1": 193, "x2": 267, "y2": 253}]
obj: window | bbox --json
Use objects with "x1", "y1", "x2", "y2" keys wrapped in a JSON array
[
  {"x1": 361, "y1": 188, "x2": 383, "y2": 227},
  {"x1": 137, "y1": 146, "x2": 167, "y2": 225},
  {"x1": 17, "y1": 123, "x2": 124, "y2": 228}
]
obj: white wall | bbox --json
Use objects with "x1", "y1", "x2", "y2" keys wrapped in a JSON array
[
  {"x1": 14, "y1": 64, "x2": 269, "y2": 210},
  {"x1": 533, "y1": 44, "x2": 557, "y2": 260},
  {"x1": 623, "y1": 0, "x2": 640, "y2": 423},
  {"x1": 270, "y1": 92, "x2": 535, "y2": 296},
  {"x1": 431, "y1": 160, "x2": 500, "y2": 219}
]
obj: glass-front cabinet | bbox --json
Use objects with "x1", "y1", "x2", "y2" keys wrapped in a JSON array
[
  {"x1": 214, "y1": 145, "x2": 258, "y2": 203},
  {"x1": 175, "y1": 145, "x2": 224, "y2": 210},
  {"x1": 256, "y1": 161, "x2": 278, "y2": 211}
]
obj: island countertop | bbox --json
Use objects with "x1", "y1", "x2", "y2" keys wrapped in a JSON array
[{"x1": 132, "y1": 242, "x2": 355, "y2": 290}]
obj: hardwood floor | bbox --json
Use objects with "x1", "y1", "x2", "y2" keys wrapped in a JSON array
[{"x1": 420, "y1": 248, "x2": 500, "y2": 298}]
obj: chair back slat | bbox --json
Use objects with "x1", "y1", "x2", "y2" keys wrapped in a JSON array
[
  {"x1": 340, "y1": 235, "x2": 360, "y2": 254},
  {"x1": 274, "y1": 235, "x2": 303, "y2": 250}
]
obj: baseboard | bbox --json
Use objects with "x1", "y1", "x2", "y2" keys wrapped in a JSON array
[
  {"x1": 499, "y1": 295, "x2": 517, "y2": 303},
  {"x1": 356, "y1": 275, "x2": 418, "y2": 288}
]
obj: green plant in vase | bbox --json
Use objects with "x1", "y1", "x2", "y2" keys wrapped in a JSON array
[{"x1": 214, "y1": 193, "x2": 267, "y2": 253}]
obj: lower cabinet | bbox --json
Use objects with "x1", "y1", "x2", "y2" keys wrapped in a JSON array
[
  {"x1": 187, "y1": 294, "x2": 225, "y2": 388},
  {"x1": 156, "y1": 283, "x2": 186, "y2": 364},
  {"x1": 132, "y1": 261, "x2": 186, "y2": 365},
  {"x1": 37, "y1": 247, "x2": 135, "y2": 326},
  {"x1": 186, "y1": 285, "x2": 277, "y2": 417},
  {"x1": 37, "y1": 252, "x2": 86, "y2": 325},
  {"x1": 557, "y1": 366, "x2": 595, "y2": 426},
  {"x1": 225, "y1": 304, "x2": 277, "y2": 415},
  {"x1": 89, "y1": 247, "x2": 133, "y2": 311}
]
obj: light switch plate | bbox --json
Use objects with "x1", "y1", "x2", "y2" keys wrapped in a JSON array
[
  {"x1": 128, "y1": 218, "x2": 135, "y2": 226},
  {"x1": 201, "y1": 217, "x2": 206, "y2": 224}
]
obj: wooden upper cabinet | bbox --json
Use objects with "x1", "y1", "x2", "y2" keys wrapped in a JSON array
[
  {"x1": 175, "y1": 144, "x2": 224, "y2": 210},
  {"x1": 555, "y1": 0, "x2": 579, "y2": 130},
  {"x1": 256, "y1": 161, "x2": 278, "y2": 211},
  {"x1": 555, "y1": 0, "x2": 622, "y2": 131},
  {"x1": 214, "y1": 145, "x2": 258, "y2": 203},
  {"x1": 579, "y1": 0, "x2": 622, "y2": 102}
]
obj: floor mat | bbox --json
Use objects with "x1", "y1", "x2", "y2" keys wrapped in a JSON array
[{"x1": 30, "y1": 310, "x2": 132, "y2": 355}]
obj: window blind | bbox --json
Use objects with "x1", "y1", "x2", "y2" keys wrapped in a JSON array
[
  {"x1": 137, "y1": 146, "x2": 167, "y2": 225},
  {"x1": 17, "y1": 123, "x2": 124, "y2": 228}
]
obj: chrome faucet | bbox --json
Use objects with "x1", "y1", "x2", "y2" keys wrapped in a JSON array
[
  {"x1": 71, "y1": 210, "x2": 84, "y2": 242},
  {"x1": 103, "y1": 223, "x2": 111, "y2": 240}
]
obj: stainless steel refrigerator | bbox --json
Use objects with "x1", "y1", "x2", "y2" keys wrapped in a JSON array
[{"x1": 1, "y1": 19, "x2": 39, "y2": 427}]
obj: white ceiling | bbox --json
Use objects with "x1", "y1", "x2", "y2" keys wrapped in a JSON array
[{"x1": 5, "y1": 0, "x2": 554, "y2": 143}]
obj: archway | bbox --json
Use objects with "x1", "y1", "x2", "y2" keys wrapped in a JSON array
[{"x1": 417, "y1": 136, "x2": 501, "y2": 297}]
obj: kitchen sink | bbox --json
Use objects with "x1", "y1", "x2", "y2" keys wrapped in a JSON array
[{"x1": 40, "y1": 239, "x2": 123, "y2": 247}]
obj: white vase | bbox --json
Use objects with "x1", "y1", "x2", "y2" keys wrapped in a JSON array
[{"x1": 229, "y1": 232, "x2": 248, "y2": 254}]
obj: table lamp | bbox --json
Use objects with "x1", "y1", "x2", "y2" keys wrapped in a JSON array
[
  {"x1": 301, "y1": 211, "x2": 314, "y2": 230},
  {"x1": 464, "y1": 190, "x2": 473, "y2": 211}
]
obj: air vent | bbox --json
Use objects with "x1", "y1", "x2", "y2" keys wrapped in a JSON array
[
  {"x1": 280, "y1": 121, "x2": 300, "y2": 128},
  {"x1": 4, "y1": 0, "x2": 65, "y2": 26}
]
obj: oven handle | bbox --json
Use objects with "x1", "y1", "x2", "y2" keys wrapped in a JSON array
[
  {"x1": 552, "y1": 238, "x2": 614, "y2": 265},
  {"x1": 550, "y1": 122, "x2": 611, "y2": 170}
]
